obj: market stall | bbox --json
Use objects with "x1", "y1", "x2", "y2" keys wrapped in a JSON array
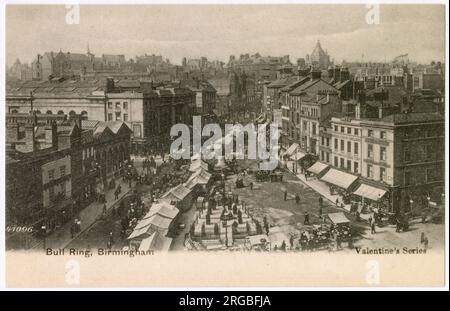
[
  {"x1": 160, "y1": 184, "x2": 193, "y2": 212},
  {"x1": 352, "y1": 183, "x2": 388, "y2": 214},
  {"x1": 306, "y1": 161, "x2": 330, "y2": 179},
  {"x1": 281, "y1": 143, "x2": 299, "y2": 160},
  {"x1": 320, "y1": 168, "x2": 359, "y2": 203}
]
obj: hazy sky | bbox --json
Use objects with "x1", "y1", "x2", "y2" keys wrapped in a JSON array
[{"x1": 6, "y1": 4, "x2": 446, "y2": 66}]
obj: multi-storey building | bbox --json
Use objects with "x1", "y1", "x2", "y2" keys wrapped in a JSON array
[
  {"x1": 329, "y1": 117, "x2": 362, "y2": 174},
  {"x1": 6, "y1": 79, "x2": 107, "y2": 120},
  {"x1": 227, "y1": 53, "x2": 291, "y2": 81},
  {"x1": 6, "y1": 113, "x2": 132, "y2": 249},
  {"x1": 359, "y1": 112, "x2": 444, "y2": 213},
  {"x1": 105, "y1": 91, "x2": 144, "y2": 139},
  {"x1": 288, "y1": 71, "x2": 341, "y2": 155},
  {"x1": 180, "y1": 77, "x2": 217, "y2": 116},
  {"x1": 142, "y1": 87, "x2": 195, "y2": 153}
]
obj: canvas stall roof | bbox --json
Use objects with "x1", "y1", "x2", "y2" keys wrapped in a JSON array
[
  {"x1": 138, "y1": 232, "x2": 157, "y2": 251},
  {"x1": 290, "y1": 151, "x2": 306, "y2": 161},
  {"x1": 189, "y1": 160, "x2": 209, "y2": 172},
  {"x1": 184, "y1": 178, "x2": 198, "y2": 189},
  {"x1": 353, "y1": 184, "x2": 387, "y2": 201},
  {"x1": 127, "y1": 225, "x2": 151, "y2": 240},
  {"x1": 197, "y1": 169, "x2": 212, "y2": 184},
  {"x1": 320, "y1": 168, "x2": 358, "y2": 190},
  {"x1": 146, "y1": 214, "x2": 173, "y2": 229},
  {"x1": 307, "y1": 162, "x2": 329, "y2": 175},
  {"x1": 162, "y1": 184, "x2": 191, "y2": 201},
  {"x1": 138, "y1": 232, "x2": 173, "y2": 252},
  {"x1": 143, "y1": 202, "x2": 179, "y2": 220},
  {"x1": 283, "y1": 143, "x2": 299, "y2": 157},
  {"x1": 327, "y1": 212, "x2": 350, "y2": 224}
]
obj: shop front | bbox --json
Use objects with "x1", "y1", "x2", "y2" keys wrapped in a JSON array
[
  {"x1": 320, "y1": 168, "x2": 359, "y2": 204},
  {"x1": 352, "y1": 183, "x2": 389, "y2": 214}
]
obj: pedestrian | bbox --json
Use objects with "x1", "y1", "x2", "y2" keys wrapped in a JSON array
[
  {"x1": 421, "y1": 232, "x2": 426, "y2": 244},
  {"x1": 281, "y1": 240, "x2": 286, "y2": 251},
  {"x1": 70, "y1": 223, "x2": 75, "y2": 238},
  {"x1": 423, "y1": 236, "x2": 429, "y2": 250},
  {"x1": 284, "y1": 190, "x2": 288, "y2": 201},
  {"x1": 368, "y1": 216, "x2": 373, "y2": 227},
  {"x1": 249, "y1": 182, "x2": 253, "y2": 191},
  {"x1": 396, "y1": 218, "x2": 401, "y2": 232},
  {"x1": 336, "y1": 234, "x2": 342, "y2": 250},
  {"x1": 295, "y1": 194, "x2": 300, "y2": 205},
  {"x1": 304, "y1": 211, "x2": 310, "y2": 225},
  {"x1": 289, "y1": 235, "x2": 294, "y2": 249},
  {"x1": 109, "y1": 231, "x2": 115, "y2": 245},
  {"x1": 371, "y1": 221, "x2": 376, "y2": 234}
]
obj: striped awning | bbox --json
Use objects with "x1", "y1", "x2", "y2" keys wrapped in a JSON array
[
  {"x1": 320, "y1": 168, "x2": 358, "y2": 190},
  {"x1": 289, "y1": 151, "x2": 306, "y2": 161},
  {"x1": 307, "y1": 162, "x2": 329, "y2": 175},
  {"x1": 353, "y1": 184, "x2": 387, "y2": 201},
  {"x1": 283, "y1": 143, "x2": 299, "y2": 157}
]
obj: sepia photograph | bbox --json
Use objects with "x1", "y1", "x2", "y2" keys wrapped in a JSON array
[{"x1": 1, "y1": 1, "x2": 448, "y2": 289}]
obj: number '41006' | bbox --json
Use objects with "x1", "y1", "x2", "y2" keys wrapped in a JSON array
[{"x1": 6, "y1": 226, "x2": 33, "y2": 233}]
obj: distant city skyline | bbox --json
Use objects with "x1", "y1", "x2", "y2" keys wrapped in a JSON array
[{"x1": 6, "y1": 4, "x2": 446, "y2": 66}]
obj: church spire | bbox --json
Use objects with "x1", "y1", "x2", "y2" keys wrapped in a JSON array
[{"x1": 87, "y1": 43, "x2": 90, "y2": 55}]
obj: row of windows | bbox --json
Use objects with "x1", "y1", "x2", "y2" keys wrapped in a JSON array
[
  {"x1": 366, "y1": 164, "x2": 387, "y2": 182},
  {"x1": 367, "y1": 129, "x2": 387, "y2": 139},
  {"x1": 10, "y1": 109, "x2": 88, "y2": 117},
  {"x1": 107, "y1": 101, "x2": 129, "y2": 110},
  {"x1": 82, "y1": 147, "x2": 95, "y2": 160},
  {"x1": 108, "y1": 112, "x2": 128, "y2": 122},
  {"x1": 334, "y1": 139, "x2": 359, "y2": 155},
  {"x1": 321, "y1": 137, "x2": 331, "y2": 147},
  {"x1": 333, "y1": 125, "x2": 360, "y2": 136},
  {"x1": 367, "y1": 144, "x2": 387, "y2": 161},
  {"x1": 333, "y1": 156, "x2": 359, "y2": 174}
]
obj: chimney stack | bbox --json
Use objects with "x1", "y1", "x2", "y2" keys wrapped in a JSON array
[
  {"x1": 106, "y1": 77, "x2": 115, "y2": 93},
  {"x1": 45, "y1": 121, "x2": 58, "y2": 149},
  {"x1": 6, "y1": 123, "x2": 20, "y2": 142},
  {"x1": 24, "y1": 124, "x2": 36, "y2": 152},
  {"x1": 70, "y1": 114, "x2": 82, "y2": 132},
  {"x1": 310, "y1": 69, "x2": 322, "y2": 80}
]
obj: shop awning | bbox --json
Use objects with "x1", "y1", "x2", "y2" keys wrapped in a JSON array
[
  {"x1": 320, "y1": 168, "x2": 358, "y2": 190},
  {"x1": 353, "y1": 184, "x2": 387, "y2": 201},
  {"x1": 307, "y1": 162, "x2": 329, "y2": 175},
  {"x1": 283, "y1": 143, "x2": 299, "y2": 157},
  {"x1": 327, "y1": 212, "x2": 350, "y2": 224},
  {"x1": 289, "y1": 151, "x2": 306, "y2": 161},
  {"x1": 189, "y1": 160, "x2": 208, "y2": 172}
]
